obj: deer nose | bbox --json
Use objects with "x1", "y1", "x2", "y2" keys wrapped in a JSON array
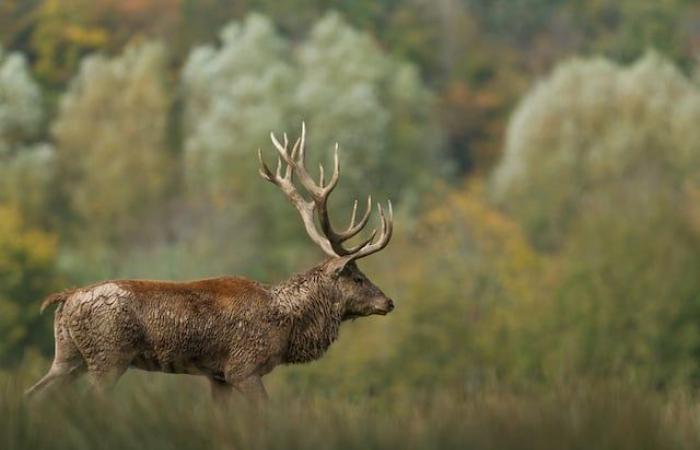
[{"x1": 387, "y1": 299, "x2": 395, "y2": 311}]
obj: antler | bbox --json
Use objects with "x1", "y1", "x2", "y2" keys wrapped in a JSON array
[{"x1": 258, "y1": 122, "x2": 393, "y2": 260}]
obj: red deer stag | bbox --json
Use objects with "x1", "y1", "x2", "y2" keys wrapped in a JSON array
[{"x1": 26, "y1": 123, "x2": 394, "y2": 402}]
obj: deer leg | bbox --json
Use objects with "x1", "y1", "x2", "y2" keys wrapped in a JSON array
[
  {"x1": 24, "y1": 361, "x2": 85, "y2": 399},
  {"x1": 208, "y1": 377, "x2": 234, "y2": 406},
  {"x1": 232, "y1": 375, "x2": 268, "y2": 403},
  {"x1": 25, "y1": 325, "x2": 86, "y2": 399},
  {"x1": 84, "y1": 355, "x2": 130, "y2": 395},
  {"x1": 86, "y1": 367, "x2": 127, "y2": 395}
]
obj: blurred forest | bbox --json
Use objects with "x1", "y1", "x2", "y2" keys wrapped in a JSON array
[{"x1": 2, "y1": 0, "x2": 700, "y2": 396}]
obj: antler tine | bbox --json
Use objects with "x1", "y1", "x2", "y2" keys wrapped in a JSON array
[
  {"x1": 259, "y1": 123, "x2": 393, "y2": 261},
  {"x1": 287, "y1": 125, "x2": 376, "y2": 254},
  {"x1": 299, "y1": 121, "x2": 307, "y2": 164},
  {"x1": 275, "y1": 155, "x2": 283, "y2": 179},
  {"x1": 350, "y1": 200, "x2": 393, "y2": 259},
  {"x1": 321, "y1": 195, "x2": 373, "y2": 249},
  {"x1": 285, "y1": 137, "x2": 301, "y2": 180},
  {"x1": 257, "y1": 148, "x2": 274, "y2": 182},
  {"x1": 290, "y1": 136, "x2": 301, "y2": 161},
  {"x1": 383, "y1": 200, "x2": 394, "y2": 241},
  {"x1": 271, "y1": 132, "x2": 291, "y2": 163},
  {"x1": 343, "y1": 195, "x2": 372, "y2": 237},
  {"x1": 270, "y1": 131, "x2": 284, "y2": 153},
  {"x1": 343, "y1": 228, "x2": 377, "y2": 254},
  {"x1": 325, "y1": 143, "x2": 340, "y2": 194},
  {"x1": 348, "y1": 200, "x2": 358, "y2": 228},
  {"x1": 260, "y1": 130, "x2": 339, "y2": 258}
]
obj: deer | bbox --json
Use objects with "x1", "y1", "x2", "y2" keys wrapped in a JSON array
[{"x1": 25, "y1": 123, "x2": 394, "y2": 402}]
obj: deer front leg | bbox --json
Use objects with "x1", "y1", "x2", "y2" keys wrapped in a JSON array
[
  {"x1": 232, "y1": 375, "x2": 268, "y2": 403},
  {"x1": 208, "y1": 377, "x2": 234, "y2": 406},
  {"x1": 86, "y1": 363, "x2": 128, "y2": 395}
]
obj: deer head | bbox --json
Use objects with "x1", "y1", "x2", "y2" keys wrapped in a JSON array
[{"x1": 258, "y1": 123, "x2": 395, "y2": 319}]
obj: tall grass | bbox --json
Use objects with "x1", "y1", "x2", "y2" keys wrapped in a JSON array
[{"x1": 2, "y1": 370, "x2": 700, "y2": 450}]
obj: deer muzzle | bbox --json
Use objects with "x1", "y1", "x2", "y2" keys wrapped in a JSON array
[{"x1": 374, "y1": 297, "x2": 395, "y2": 315}]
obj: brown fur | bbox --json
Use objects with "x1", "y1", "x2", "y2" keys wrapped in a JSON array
[
  {"x1": 40, "y1": 290, "x2": 76, "y2": 314},
  {"x1": 25, "y1": 260, "x2": 393, "y2": 402}
]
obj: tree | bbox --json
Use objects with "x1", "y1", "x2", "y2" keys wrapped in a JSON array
[
  {"x1": 182, "y1": 13, "x2": 296, "y2": 203},
  {"x1": 0, "y1": 46, "x2": 54, "y2": 226},
  {"x1": 0, "y1": 205, "x2": 59, "y2": 367},
  {"x1": 183, "y1": 12, "x2": 445, "y2": 202},
  {"x1": 0, "y1": 47, "x2": 42, "y2": 151},
  {"x1": 536, "y1": 193, "x2": 700, "y2": 386},
  {"x1": 379, "y1": 182, "x2": 542, "y2": 389},
  {"x1": 492, "y1": 52, "x2": 700, "y2": 249},
  {"x1": 53, "y1": 42, "x2": 173, "y2": 244},
  {"x1": 181, "y1": 13, "x2": 446, "y2": 276},
  {"x1": 490, "y1": 52, "x2": 700, "y2": 386},
  {"x1": 273, "y1": 182, "x2": 543, "y2": 393},
  {"x1": 0, "y1": 143, "x2": 54, "y2": 227},
  {"x1": 181, "y1": 14, "x2": 300, "y2": 277},
  {"x1": 296, "y1": 12, "x2": 445, "y2": 200},
  {"x1": 30, "y1": 0, "x2": 110, "y2": 85}
]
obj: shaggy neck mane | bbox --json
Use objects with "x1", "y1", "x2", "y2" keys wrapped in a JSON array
[{"x1": 272, "y1": 266, "x2": 343, "y2": 364}]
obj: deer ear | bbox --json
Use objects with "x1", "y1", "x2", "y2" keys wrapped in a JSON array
[{"x1": 326, "y1": 256, "x2": 354, "y2": 277}]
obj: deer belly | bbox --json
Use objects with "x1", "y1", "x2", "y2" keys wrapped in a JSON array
[{"x1": 129, "y1": 352, "x2": 211, "y2": 375}]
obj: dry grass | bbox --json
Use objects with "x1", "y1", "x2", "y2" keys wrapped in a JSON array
[{"x1": 3, "y1": 370, "x2": 700, "y2": 450}]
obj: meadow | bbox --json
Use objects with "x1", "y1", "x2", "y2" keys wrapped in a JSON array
[{"x1": 3, "y1": 370, "x2": 700, "y2": 450}]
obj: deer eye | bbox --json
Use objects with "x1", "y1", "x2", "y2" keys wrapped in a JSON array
[{"x1": 352, "y1": 276, "x2": 364, "y2": 284}]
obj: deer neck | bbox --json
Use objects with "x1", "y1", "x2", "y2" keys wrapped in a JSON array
[{"x1": 272, "y1": 268, "x2": 343, "y2": 364}]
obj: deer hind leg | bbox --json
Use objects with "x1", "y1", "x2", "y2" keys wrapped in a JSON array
[
  {"x1": 69, "y1": 307, "x2": 137, "y2": 395},
  {"x1": 86, "y1": 368, "x2": 126, "y2": 395},
  {"x1": 24, "y1": 361, "x2": 85, "y2": 399},
  {"x1": 83, "y1": 353, "x2": 132, "y2": 395},
  {"x1": 25, "y1": 325, "x2": 86, "y2": 399},
  {"x1": 232, "y1": 375, "x2": 268, "y2": 403},
  {"x1": 76, "y1": 333, "x2": 132, "y2": 394}
]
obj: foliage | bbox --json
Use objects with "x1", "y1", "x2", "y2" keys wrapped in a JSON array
[
  {"x1": 181, "y1": 12, "x2": 445, "y2": 275},
  {"x1": 380, "y1": 182, "x2": 542, "y2": 389},
  {"x1": 0, "y1": 46, "x2": 54, "y2": 225},
  {"x1": 53, "y1": 42, "x2": 173, "y2": 244},
  {"x1": 0, "y1": 47, "x2": 42, "y2": 152},
  {"x1": 275, "y1": 182, "x2": 543, "y2": 393},
  {"x1": 181, "y1": 13, "x2": 308, "y2": 276},
  {"x1": 183, "y1": 12, "x2": 445, "y2": 203},
  {"x1": 487, "y1": 52, "x2": 700, "y2": 387},
  {"x1": 30, "y1": 0, "x2": 110, "y2": 85},
  {"x1": 466, "y1": 0, "x2": 698, "y2": 69},
  {"x1": 537, "y1": 195, "x2": 700, "y2": 386},
  {"x1": 296, "y1": 12, "x2": 445, "y2": 198},
  {"x1": 571, "y1": 0, "x2": 696, "y2": 66},
  {"x1": 5, "y1": 1, "x2": 700, "y2": 171},
  {"x1": 182, "y1": 13, "x2": 296, "y2": 202},
  {"x1": 492, "y1": 52, "x2": 700, "y2": 248},
  {"x1": 0, "y1": 206, "x2": 59, "y2": 367},
  {"x1": 0, "y1": 143, "x2": 55, "y2": 227}
]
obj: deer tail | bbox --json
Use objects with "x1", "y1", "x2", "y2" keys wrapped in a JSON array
[{"x1": 40, "y1": 290, "x2": 73, "y2": 314}]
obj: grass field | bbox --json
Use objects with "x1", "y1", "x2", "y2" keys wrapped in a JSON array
[{"x1": 2, "y1": 369, "x2": 700, "y2": 450}]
